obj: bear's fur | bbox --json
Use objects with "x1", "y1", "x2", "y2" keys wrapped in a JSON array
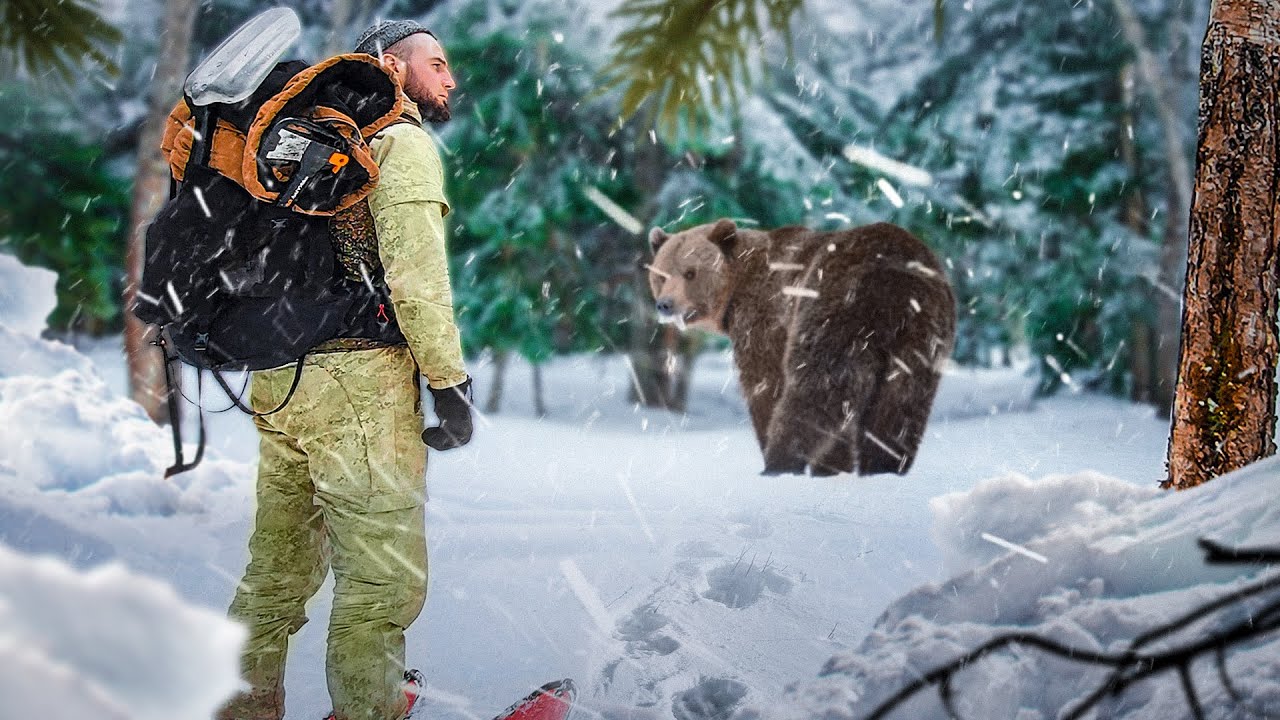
[{"x1": 648, "y1": 219, "x2": 956, "y2": 476}]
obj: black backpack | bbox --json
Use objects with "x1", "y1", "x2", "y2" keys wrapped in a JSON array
[{"x1": 133, "y1": 55, "x2": 410, "y2": 476}]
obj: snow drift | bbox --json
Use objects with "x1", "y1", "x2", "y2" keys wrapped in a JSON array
[
  {"x1": 745, "y1": 459, "x2": 1280, "y2": 720},
  {"x1": 0, "y1": 254, "x2": 247, "y2": 719}
]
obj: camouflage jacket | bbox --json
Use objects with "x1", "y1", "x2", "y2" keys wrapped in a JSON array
[{"x1": 333, "y1": 97, "x2": 468, "y2": 390}]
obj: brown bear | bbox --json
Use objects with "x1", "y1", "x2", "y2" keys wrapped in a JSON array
[{"x1": 647, "y1": 219, "x2": 956, "y2": 476}]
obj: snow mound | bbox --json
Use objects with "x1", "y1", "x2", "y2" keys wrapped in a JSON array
[
  {"x1": 743, "y1": 457, "x2": 1280, "y2": 720},
  {"x1": 0, "y1": 368, "x2": 246, "y2": 516},
  {"x1": 930, "y1": 470, "x2": 1157, "y2": 574},
  {"x1": 0, "y1": 253, "x2": 93, "y2": 378},
  {"x1": 0, "y1": 543, "x2": 244, "y2": 720},
  {"x1": 0, "y1": 252, "x2": 57, "y2": 337},
  {"x1": 0, "y1": 255, "x2": 249, "y2": 518},
  {"x1": 0, "y1": 323, "x2": 95, "y2": 378}
]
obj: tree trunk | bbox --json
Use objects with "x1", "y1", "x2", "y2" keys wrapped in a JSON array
[
  {"x1": 122, "y1": 0, "x2": 199, "y2": 423},
  {"x1": 1112, "y1": 0, "x2": 1195, "y2": 417},
  {"x1": 532, "y1": 362, "x2": 547, "y2": 418},
  {"x1": 485, "y1": 349, "x2": 509, "y2": 414},
  {"x1": 1166, "y1": 0, "x2": 1280, "y2": 490},
  {"x1": 1119, "y1": 62, "x2": 1154, "y2": 404},
  {"x1": 626, "y1": 127, "x2": 697, "y2": 411}
]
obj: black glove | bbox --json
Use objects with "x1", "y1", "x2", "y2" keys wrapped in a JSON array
[{"x1": 422, "y1": 377, "x2": 473, "y2": 450}]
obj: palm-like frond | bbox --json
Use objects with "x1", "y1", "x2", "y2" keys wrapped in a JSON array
[
  {"x1": 600, "y1": 0, "x2": 802, "y2": 139},
  {"x1": 0, "y1": 0, "x2": 122, "y2": 83}
]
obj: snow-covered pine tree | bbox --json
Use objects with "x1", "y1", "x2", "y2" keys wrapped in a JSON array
[
  {"x1": 434, "y1": 0, "x2": 629, "y2": 414},
  {"x1": 888, "y1": 0, "x2": 1192, "y2": 396}
]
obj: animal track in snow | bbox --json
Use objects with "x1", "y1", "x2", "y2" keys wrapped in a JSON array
[
  {"x1": 616, "y1": 603, "x2": 681, "y2": 656},
  {"x1": 671, "y1": 677, "x2": 748, "y2": 720},
  {"x1": 702, "y1": 557, "x2": 793, "y2": 609}
]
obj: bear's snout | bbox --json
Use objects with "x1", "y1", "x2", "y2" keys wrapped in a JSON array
[{"x1": 655, "y1": 297, "x2": 676, "y2": 316}]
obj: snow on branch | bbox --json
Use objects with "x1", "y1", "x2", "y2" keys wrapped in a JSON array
[{"x1": 864, "y1": 539, "x2": 1280, "y2": 720}]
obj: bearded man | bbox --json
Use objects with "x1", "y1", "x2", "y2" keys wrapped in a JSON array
[{"x1": 217, "y1": 21, "x2": 473, "y2": 720}]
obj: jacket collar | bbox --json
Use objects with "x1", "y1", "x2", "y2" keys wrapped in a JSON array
[{"x1": 399, "y1": 95, "x2": 424, "y2": 125}]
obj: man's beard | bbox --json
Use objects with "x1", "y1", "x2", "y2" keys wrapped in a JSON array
[{"x1": 416, "y1": 94, "x2": 451, "y2": 123}]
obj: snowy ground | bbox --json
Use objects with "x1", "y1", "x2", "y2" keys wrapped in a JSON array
[{"x1": 4, "y1": 254, "x2": 1277, "y2": 720}]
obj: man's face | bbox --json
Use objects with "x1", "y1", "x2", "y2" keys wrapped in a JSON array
[{"x1": 386, "y1": 33, "x2": 456, "y2": 122}]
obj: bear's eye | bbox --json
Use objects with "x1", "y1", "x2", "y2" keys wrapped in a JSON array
[{"x1": 683, "y1": 269, "x2": 696, "y2": 281}]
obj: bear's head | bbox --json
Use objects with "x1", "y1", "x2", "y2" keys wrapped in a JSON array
[{"x1": 647, "y1": 219, "x2": 738, "y2": 335}]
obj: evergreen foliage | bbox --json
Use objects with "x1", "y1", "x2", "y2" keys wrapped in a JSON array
[
  {"x1": 601, "y1": 0, "x2": 803, "y2": 137},
  {"x1": 3, "y1": 0, "x2": 1202, "y2": 407},
  {"x1": 0, "y1": 0, "x2": 121, "y2": 83},
  {"x1": 436, "y1": 1, "x2": 634, "y2": 365},
  {"x1": 890, "y1": 0, "x2": 1176, "y2": 393},
  {"x1": 0, "y1": 86, "x2": 130, "y2": 332}
]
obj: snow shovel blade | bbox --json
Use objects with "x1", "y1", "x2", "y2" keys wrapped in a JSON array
[{"x1": 184, "y1": 7, "x2": 301, "y2": 106}]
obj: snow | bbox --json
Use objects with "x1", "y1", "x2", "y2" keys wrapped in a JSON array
[
  {"x1": 0, "y1": 256, "x2": 246, "y2": 720},
  {"x1": 0, "y1": 545, "x2": 245, "y2": 720},
  {"x1": 750, "y1": 459, "x2": 1280, "y2": 720},
  {"x1": 1, "y1": 254, "x2": 1275, "y2": 720}
]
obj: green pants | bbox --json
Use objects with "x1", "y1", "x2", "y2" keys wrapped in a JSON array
[{"x1": 217, "y1": 346, "x2": 428, "y2": 720}]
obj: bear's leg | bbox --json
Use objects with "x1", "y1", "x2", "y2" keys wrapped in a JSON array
[
  {"x1": 843, "y1": 264, "x2": 953, "y2": 476},
  {"x1": 858, "y1": 367, "x2": 943, "y2": 475},
  {"x1": 810, "y1": 428, "x2": 856, "y2": 476},
  {"x1": 763, "y1": 332, "x2": 873, "y2": 476}
]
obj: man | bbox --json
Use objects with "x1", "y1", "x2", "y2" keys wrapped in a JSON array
[{"x1": 217, "y1": 21, "x2": 472, "y2": 720}]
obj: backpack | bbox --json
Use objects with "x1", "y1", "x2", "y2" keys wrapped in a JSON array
[{"x1": 133, "y1": 49, "x2": 411, "y2": 476}]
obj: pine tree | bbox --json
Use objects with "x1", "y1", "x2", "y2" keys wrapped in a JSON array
[
  {"x1": 0, "y1": 0, "x2": 121, "y2": 83},
  {"x1": 436, "y1": 1, "x2": 629, "y2": 413},
  {"x1": 883, "y1": 0, "x2": 1191, "y2": 395}
]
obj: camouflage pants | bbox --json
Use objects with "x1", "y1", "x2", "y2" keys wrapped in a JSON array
[{"x1": 217, "y1": 346, "x2": 428, "y2": 720}]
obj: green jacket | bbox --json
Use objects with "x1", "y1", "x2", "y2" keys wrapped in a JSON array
[{"x1": 367, "y1": 98, "x2": 468, "y2": 390}]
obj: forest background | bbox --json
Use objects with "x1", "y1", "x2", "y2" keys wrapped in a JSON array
[{"x1": 0, "y1": 0, "x2": 1209, "y2": 418}]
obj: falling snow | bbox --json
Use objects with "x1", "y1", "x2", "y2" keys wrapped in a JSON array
[{"x1": 2, "y1": 255, "x2": 1221, "y2": 719}]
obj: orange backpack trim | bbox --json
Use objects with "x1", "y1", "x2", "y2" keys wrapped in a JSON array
[
  {"x1": 161, "y1": 100, "x2": 249, "y2": 185},
  {"x1": 160, "y1": 53, "x2": 403, "y2": 216},
  {"x1": 241, "y1": 53, "x2": 403, "y2": 215}
]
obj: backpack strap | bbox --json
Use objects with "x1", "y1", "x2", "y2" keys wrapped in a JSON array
[
  {"x1": 159, "y1": 332, "x2": 206, "y2": 478},
  {"x1": 210, "y1": 359, "x2": 305, "y2": 417}
]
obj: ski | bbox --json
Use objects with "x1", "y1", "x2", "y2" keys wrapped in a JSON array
[{"x1": 492, "y1": 679, "x2": 576, "y2": 720}]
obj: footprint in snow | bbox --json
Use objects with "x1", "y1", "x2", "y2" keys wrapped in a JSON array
[
  {"x1": 671, "y1": 677, "x2": 749, "y2": 720},
  {"x1": 702, "y1": 560, "x2": 793, "y2": 609},
  {"x1": 616, "y1": 603, "x2": 681, "y2": 657}
]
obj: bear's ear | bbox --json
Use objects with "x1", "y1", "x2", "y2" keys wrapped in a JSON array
[
  {"x1": 649, "y1": 227, "x2": 670, "y2": 254},
  {"x1": 708, "y1": 219, "x2": 738, "y2": 258}
]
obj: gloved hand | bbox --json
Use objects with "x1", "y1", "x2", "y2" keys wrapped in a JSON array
[{"x1": 422, "y1": 377, "x2": 473, "y2": 450}]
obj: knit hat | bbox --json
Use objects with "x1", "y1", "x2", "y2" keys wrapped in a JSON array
[{"x1": 354, "y1": 20, "x2": 432, "y2": 56}]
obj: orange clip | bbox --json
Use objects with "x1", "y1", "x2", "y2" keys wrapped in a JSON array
[{"x1": 328, "y1": 152, "x2": 350, "y2": 174}]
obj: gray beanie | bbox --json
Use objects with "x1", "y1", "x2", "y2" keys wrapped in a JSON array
[{"x1": 354, "y1": 20, "x2": 433, "y2": 56}]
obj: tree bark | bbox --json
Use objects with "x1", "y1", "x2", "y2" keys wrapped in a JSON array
[
  {"x1": 626, "y1": 128, "x2": 698, "y2": 411},
  {"x1": 1166, "y1": 0, "x2": 1280, "y2": 489},
  {"x1": 532, "y1": 362, "x2": 547, "y2": 417},
  {"x1": 485, "y1": 349, "x2": 509, "y2": 414},
  {"x1": 122, "y1": 0, "x2": 198, "y2": 423},
  {"x1": 1119, "y1": 62, "x2": 1154, "y2": 404}
]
